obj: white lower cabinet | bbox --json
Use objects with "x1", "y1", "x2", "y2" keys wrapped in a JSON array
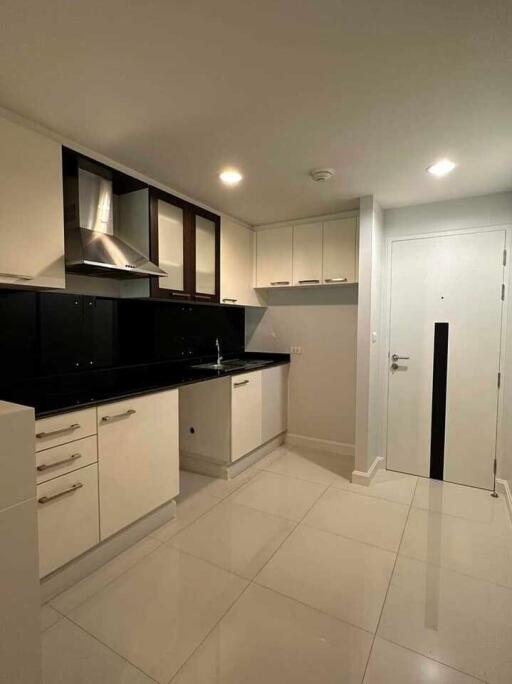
[
  {"x1": 97, "y1": 390, "x2": 179, "y2": 539},
  {"x1": 231, "y1": 371, "x2": 262, "y2": 462},
  {"x1": 37, "y1": 463, "x2": 99, "y2": 578},
  {"x1": 262, "y1": 365, "x2": 288, "y2": 442}
]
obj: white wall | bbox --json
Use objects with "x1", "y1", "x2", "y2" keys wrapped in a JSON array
[
  {"x1": 381, "y1": 191, "x2": 512, "y2": 490},
  {"x1": 246, "y1": 286, "x2": 358, "y2": 450},
  {"x1": 354, "y1": 196, "x2": 384, "y2": 474}
]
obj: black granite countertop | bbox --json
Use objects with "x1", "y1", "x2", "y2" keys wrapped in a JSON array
[{"x1": 0, "y1": 352, "x2": 290, "y2": 418}]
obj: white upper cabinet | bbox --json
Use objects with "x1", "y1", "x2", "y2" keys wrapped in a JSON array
[
  {"x1": 0, "y1": 116, "x2": 64, "y2": 288},
  {"x1": 292, "y1": 222, "x2": 323, "y2": 285},
  {"x1": 220, "y1": 218, "x2": 259, "y2": 306},
  {"x1": 256, "y1": 225, "x2": 293, "y2": 287},
  {"x1": 322, "y1": 217, "x2": 358, "y2": 284},
  {"x1": 256, "y1": 217, "x2": 358, "y2": 288}
]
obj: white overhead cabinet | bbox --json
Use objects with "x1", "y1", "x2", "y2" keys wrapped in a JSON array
[
  {"x1": 322, "y1": 217, "x2": 358, "y2": 284},
  {"x1": 256, "y1": 225, "x2": 293, "y2": 287},
  {"x1": 0, "y1": 115, "x2": 65, "y2": 288},
  {"x1": 220, "y1": 218, "x2": 260, "y2": 306},
  {"x1": 97, "y1": 390, "x2": 179, "y2": 539},
  {"x1": 292, "y1": 222, "x2": 323, "y2": 286},
  {"x1": 256, "y1": 216, "x2": 358, "y2": 288}
]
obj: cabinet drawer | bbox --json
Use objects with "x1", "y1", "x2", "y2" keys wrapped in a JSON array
[
  {"x1": 36, "y1": 435, "x2": 98, "y2": 485},
  {"x1": 37, "y1": 463, "x2": 99, "y2": 577},
  {"x1": 35, "y1": 407, "x2": 96, "y2": 452}
]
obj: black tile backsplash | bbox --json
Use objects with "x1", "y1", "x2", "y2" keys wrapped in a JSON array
[{"x1": 0, "y1": 290, "x2": 245, "y2": 383}]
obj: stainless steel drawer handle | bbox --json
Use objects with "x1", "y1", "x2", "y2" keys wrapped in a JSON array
[
  {"x1": 38, "y1": 482, "x2": 83, "y2": 504},
  {"x1": 270, "y1": 281, "x2": 290, "y2": 286},
  {"x1": 222, "y1": 298, "x2": 238, "y2": 303},
  {"x1": 36, "y1": 423, "x2": 81, "y2": 439},
  {"x1": 0, "y1": 271, "x2": 34, "y2": 280},
  {"x1": 101, "y1": 409, "x2": 136, "y2": 423},
  {"x1": 324, "y1": 277, "x2": 348, "y2": 283},
  {"x1": 37, "y1": 453, "x2": 82, "y2": 472},
  {"x1": 298, "y1": 279, "x2": 320, "y2": 284},
  {"x1": 233, "y1": 380, "x2": 250, "y2": 387}
]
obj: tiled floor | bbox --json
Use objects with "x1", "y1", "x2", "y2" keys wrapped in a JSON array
[{"x1": 41, "y1": 444, "x2": 512, "y2": 683}]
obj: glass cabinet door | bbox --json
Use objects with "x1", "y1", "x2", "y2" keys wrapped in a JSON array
[
  {"x1": 156, "y1": 199, "x2": 185, "y2": 293},
  {"x1": 195, "y1": 215, "x2": 217, "y2": 297}
]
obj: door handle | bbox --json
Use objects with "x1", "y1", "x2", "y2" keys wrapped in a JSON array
[{"x1": 391, "y1": 354, "x2": 410, "y2": 362}]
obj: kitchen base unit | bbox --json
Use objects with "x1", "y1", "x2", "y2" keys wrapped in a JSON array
[
  {"x1": 35, "y1": 389, "x2": 180, "y2": 600},
  {"x1": 179, "y1": 364, "x2": 289, "y2": 479}
]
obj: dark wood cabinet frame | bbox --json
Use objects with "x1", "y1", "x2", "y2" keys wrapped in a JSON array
[{"x1": 149, "y1": 188, "x2": 220, "y2": 303}]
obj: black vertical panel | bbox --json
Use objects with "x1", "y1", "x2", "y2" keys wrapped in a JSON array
[{"x1": 430, "y1": 322, "x2": 449, "y2": 480}]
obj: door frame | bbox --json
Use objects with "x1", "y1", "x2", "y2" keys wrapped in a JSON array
[{"x1": 378, "y1": 223, "x2": 511, "y2": 485}]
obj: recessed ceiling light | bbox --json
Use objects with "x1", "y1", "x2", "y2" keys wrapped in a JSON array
[
  {"x1": 219, "y1": 169, "x2": 243, "y2": 186},
  {"x1": 427, "y1": 159, "x2": 456, "y2": 177}
]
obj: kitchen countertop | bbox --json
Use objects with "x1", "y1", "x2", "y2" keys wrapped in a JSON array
[{"x1": 0, "y1": 352, "x2": 290, "y2": 418}]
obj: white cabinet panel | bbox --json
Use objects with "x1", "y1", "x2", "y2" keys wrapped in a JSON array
[
  {"x1": 256, "y1": 226, "x2": 293, "y2": 287},
  {"x1": 220, "y1": 218, "x2": 259, "y2": 306},
  {"x1": 97, "y1": 390, "x2": 179, "y2": 539},
  {"x1": 0, "y1": 115, "x2": 64, "y2": 288},
  {"x1": 262, "y1": 365, "x2": 289, "y2": 442},
  {"x1": 37, "y1": 463, "x2": 99, "y2": 577},
  {"x1": 35, "y1": 407, "x2": 97, "y2": 452},
  {"x1": 293, "y1": 222, "x2": 323, "y2": 286},
  {"x1": 36, "y1": 435, "x2": 97, "y2": 485},
  {"x1": 231, "y1": 371, "x2": 262, "y2": 461},
  {"x1": 322, "y1": 217, "x2": 358, "y2": 284}
]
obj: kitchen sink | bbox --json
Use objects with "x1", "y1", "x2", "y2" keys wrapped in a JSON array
[{"x1": 191, "y1": 358, "x2": 274, "y2": 371}]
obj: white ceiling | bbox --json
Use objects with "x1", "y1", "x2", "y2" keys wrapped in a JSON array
[{"x1": 0, "y1": 0, "x2": 511, "y2": 225}]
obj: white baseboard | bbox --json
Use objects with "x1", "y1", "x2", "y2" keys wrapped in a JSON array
[
  {"x1": 351, "y1": 456, "x2": 384, "y2": 487},
  {"x1": 285, "y1": 433, "x2": 354, "y2": 457},
  {"x1": 496, "y1": 478, "x2": 512, "y2": 522}
]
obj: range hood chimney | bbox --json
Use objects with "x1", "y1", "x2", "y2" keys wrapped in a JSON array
[{"x1": 64, "y1": 157, "x2": 166, "y2": 279}]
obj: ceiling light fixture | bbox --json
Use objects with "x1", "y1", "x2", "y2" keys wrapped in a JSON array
[
  {"x1": 219, "y1": 169, "x2": 243, "y2": 186},
  {"x1": 427, "y1": 159, "x2": 456, "y2": 177},
  {"x1": 310, "y1": 168, "x2": 334, "y2": 182}
]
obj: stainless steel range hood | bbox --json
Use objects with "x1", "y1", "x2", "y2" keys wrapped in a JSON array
[{"x1": 65, "y1": 167, "x2": 166, "y2": 279}]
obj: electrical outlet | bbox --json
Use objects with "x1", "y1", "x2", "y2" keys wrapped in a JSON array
[{"x1": 290, "y1": 346, "x2": 302, "y2": 355}]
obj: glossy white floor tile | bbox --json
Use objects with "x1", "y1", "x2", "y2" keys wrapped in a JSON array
[
  {"x1": 171, "y1": 583, "x2": 372, "y2": 684},
  {"x1": 256, "y1": 524, "x2": 395, "y2": 631},
  {"x1": 41, "y1": 604, "x2": 61, "y2": 632},
  {"x1": 263, "y1": 446, "x2": 353, "y2": 485},
  {"x1": 170, "y1": 500, "x2": 295, "y2": 578},
  {"x1": 43, "y1": 618, "x2": 154, "y2": 684},
  {"x1": 150, "y1": 491, "x2": 220, "y2": 543},
  {"x1": 304, "y1": 487, "x2": 409, "y2": 551},
  {"x1": 378, "y1": 555, "x2": 512, "y2": 683},
  {"x1": 413, "y1": 478, "x2": 512, "y2": 530},
  {"x1": 332, "y1": 468, "x2": 417, "y2": 506},
  {"x1": 400, "y1": 507, "x2": 512, "y2": 587},
  {"x1": 179, "y1": 467, "x2": 262, "y2": 500},
  {"x1": 363, "y1": 637, "x2": 484, "y2": 684},
  {"x1": 69, "y1": 545, "x2": 248, "y2": 683},
  {"x1": 51, "y1": 535, "x2": 161, "y2": 614},
  {"x1": 229, "y1": 471, "x2": 327, "y2": 521}
]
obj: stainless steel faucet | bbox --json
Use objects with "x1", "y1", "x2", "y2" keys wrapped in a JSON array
[{"x1": 215, "y1": 337, "x2": 223, "y2": 365}]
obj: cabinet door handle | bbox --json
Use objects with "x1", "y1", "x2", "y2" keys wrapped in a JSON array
[
  {"x1": 37, "y1": 452, "x2": 82, "y2": 472},
  {"x1": 101, "y1": 409, "x2": 136, "y2": 423},
  {"x1": 222, "y1": 298, "x2": 238, "y2": 303},
  {"x1": 195, "y1": 294, "x2": 211, "y2": 300},
  {"x1": 233, "y1": 380, "x2": 250, "y2": 387},
  {"x1": 36, "y1": 423, "x2": 81, "y2": 439},
  {"x1": 38, "y1": 482, "x2": 83, "y2": 504},
  {"x1": 270, "y1": 281, "x2": 290, "y2": 286},
  {"x1": 324, "y1": 277, "x2": 348, "y2": 283},
  {"x1": 171, "y1": 291, "x2": 191, "y2": 298},
  {"x1": 298, "y1": 279, "x2": 320, "y2": 284},
  {"x1": 0, "y1": 271, "x2": 34, "y2": 280}
]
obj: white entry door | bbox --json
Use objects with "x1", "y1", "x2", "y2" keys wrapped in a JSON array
[{"x1": 387, "y1": 229, "x2": 506, "y2": 489}]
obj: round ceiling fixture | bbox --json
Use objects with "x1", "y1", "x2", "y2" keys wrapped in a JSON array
[
  {"x1": 219, "y1": 169, "x2": 243, "y2": 186},
  {"x1": 310, "y1": 168, "x2": 334, "y2": 182}
]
